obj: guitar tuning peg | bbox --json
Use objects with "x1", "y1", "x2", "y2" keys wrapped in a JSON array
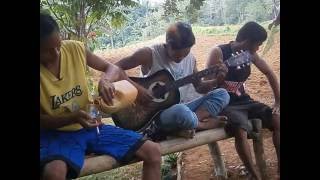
[
  {"x1": 242, "y1": 64, "x2": 246, "y2": 67},
  {"x1": 246, "y1": 62, "x2": 250, "y2": 66},
  {"x1": 237, "y1": 65, "x2": 241, "y2": 70},
  {"x1": 240, "y1": 50, "x2": 244, "y2": 53},
  {"x1": 231, "y1": 53, "x2": 235, "y2": 57}
]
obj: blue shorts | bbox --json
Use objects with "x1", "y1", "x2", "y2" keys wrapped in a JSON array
[{"x1": 40, "y1": 125, "x2": 145, "y2": 179}]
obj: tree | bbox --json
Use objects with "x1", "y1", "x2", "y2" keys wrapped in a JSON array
[
  {"x1": 198, "y1": 0, "x2": 225, "y2": 25},
  {"x1": 40, "y1": 0, "x2": 137, "y2": 42},
  {"x1": 163, "y1": 0, "x2": 179, "y2": 18},
  {"x1": 163, "y1": 0, "x2": 205, "y2": 23},
  {"x1": 245, "y1": 1, "x2": 269, "y2": 22}
]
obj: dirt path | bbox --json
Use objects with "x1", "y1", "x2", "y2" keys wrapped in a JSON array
[{"x1": 95, "y1": 33, "x2": 280, "y2": 180}]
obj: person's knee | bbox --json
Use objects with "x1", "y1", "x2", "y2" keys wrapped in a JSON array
[
  {"x1": 207, "y1": 88, "x2": 230, "y2": 108},
  {"x1": 161, "y1": 104, "x2": 196, "y2": 129},
  {"x1": 142, "y1": 141, "x2": 161, "y2": 164},
  {"x1": 174, "y1": 104, "x2": 197, "y2": 129},
  {"x1": 42, "y1": 160, "x2": 67, "y2": 180},
  {"x1": 234, "y1": 127, "x2": 248, "y2": 139},
  {"x1": 211, "y1": 88, "x2": 230, "y2": 106}
]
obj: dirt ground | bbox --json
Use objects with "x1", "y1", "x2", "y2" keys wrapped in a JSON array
[{"x1": 94, "y1": 32, "x2": 280, "y2": 180}]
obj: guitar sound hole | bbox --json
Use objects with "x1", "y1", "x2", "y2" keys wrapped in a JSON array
[{"x1": 152, "y1": 83, "x2": 166, "y2": 99}]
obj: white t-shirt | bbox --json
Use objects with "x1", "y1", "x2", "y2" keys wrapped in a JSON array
[{"x1": 140, "y1": 43, "x2": 202, "y2": 103}]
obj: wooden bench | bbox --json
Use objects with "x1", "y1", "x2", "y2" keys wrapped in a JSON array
[{"x1": 80, "y1": 119, "x2": 268, "y2": 180}]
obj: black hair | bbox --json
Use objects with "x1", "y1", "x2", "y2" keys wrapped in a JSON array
[
  {"x1": 236, "y1": 21, "x2": 267, "y2": 44},
  {"x1": 166, "y1": 22, "x2": 195, "y2": 50},
  {"x1": 40, "y1": 12, "x2": 59, "y2": 43}
]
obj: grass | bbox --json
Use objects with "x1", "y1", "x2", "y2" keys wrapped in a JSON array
[
  {"x1": 192, "y1": 20, "x2": 276, "y2": 36},
  {"x1": 77, "y1": 162, "x2": 143, "y2": 180}
]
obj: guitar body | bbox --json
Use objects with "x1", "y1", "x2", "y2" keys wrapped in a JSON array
[{"x1": 111, "y1": 70, "x2": 180, "y2": 131}]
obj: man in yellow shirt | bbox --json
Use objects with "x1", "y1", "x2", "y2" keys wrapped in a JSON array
[{"x1": 40, "y1": 13, "x2": 161, "y2": 180}]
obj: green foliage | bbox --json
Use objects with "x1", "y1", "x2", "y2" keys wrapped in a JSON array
[
  {"x1": 198, "y1": 0, "x2": 279, "y2": 25},
  {"x1": 245, "y1": 0, "x2": 270, "y2": 22},
  {"x1": 77, "y1": 162, "x2": 143, "y2": 180},
  {"x1": 40, "y1": 0, "x2": 137, "y2": 41},
  {"x1": 163, "y1": 0, "x2": 179, "y2": 18},
  {"x1": 41, "y1": 0, "x2": 279, "y2": 51},
  {"x1": 161, "y1": 153, "x2": 179, "y2": 180}
]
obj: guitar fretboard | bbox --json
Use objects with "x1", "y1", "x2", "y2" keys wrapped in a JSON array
[{"x1": 164, "y1": 66, "x2": 220, "y2": 92}]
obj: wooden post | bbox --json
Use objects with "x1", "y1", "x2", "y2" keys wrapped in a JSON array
[
  {"x1": 176, "y1": 153, "x2": 183, "y2": 180},
  {"x1": 208, "y1": 142, "x2": 228, "y2": 180},
  {"x1": 251, "y1": 119, "x2": 268, "y2": 180}
]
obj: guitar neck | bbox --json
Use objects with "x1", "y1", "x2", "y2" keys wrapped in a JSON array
[
  {"x1": 164, "y1": 66, "x2": 218, "y2": 92},
  {"x1": 165, "y1": 75, "x2": 195, "y2": 91}
]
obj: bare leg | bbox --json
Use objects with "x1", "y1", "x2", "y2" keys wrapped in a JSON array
[
  {"x1": 195, "y1": 106, "x2": 227, "y2": 130},
  {"x1": 135, "y1": 140, "x2": 161, "y2": 180},
  {"x1": 42, "y1": 160, "x2": 67, "y2": 180},
  {"x1": 272, "y1": 113, "x2": 280, "y2": 175},
  {"x1": 234, "y1": 128, "x2": 261, "y2": 180}
]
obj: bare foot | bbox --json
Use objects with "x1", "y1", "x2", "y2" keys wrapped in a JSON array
[{"x1": 197, "y1": 116, "x2": 228, "y2": 130}]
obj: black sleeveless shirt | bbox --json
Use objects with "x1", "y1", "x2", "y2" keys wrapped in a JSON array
[{"x1": 218, "y1": 42, "x2": 252, "y2": 103}]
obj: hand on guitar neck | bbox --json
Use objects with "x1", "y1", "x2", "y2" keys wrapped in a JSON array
[{"x1": 193, "y1": 63, "x2": 228, "y2": 94}]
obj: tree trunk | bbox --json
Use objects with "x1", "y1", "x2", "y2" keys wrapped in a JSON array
[
  {"x1": 208, "y1": 142, "x2": 228, "y2": 179},
  {"x1": 272, "y1": 0, "x2": 279, "y2": 19},
  {"x1": 110, "y1": 33, "x2": 114, "y2": 49},
  {"x1": 121, "y1": 30, "x2": 125, "y2": 47}
]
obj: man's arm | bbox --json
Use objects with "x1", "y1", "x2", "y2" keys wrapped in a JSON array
[
  {"x1": 86, "y1": 49, "x2": 125, "y2": 83},
  {"x1": 252, "y1": 53, "x2": 280, "y2": 111},
  {"x1": 193, "y1": 47, "x2": 227, "y2": 94},
  {"x1": 115, "y1": 47, "x2": 152, "y2": 71},
  {"x1": 86, "y1": 49, "x2": 131, "y2": 105},
  {"x1": 87, "y1": 48, "x2": 154, "y2": 104},
  {"x1": 205, "y1": 47, "x2": 228, "y2": 84},
  {"x1": 40, "y1": 114, "x2": 74, "y2": 129}
]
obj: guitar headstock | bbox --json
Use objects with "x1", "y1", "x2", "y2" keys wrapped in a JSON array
[{"x1": 224, "y1": 50, "x2": 252, "y2": 70}]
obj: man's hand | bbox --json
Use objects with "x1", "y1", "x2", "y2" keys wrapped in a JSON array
[
  {"x1": 98, "y1": 79, "x2": 116, "y2": 106},
  {"x1": 70, "y1": 110, "x2": 102, "y2": 129},
  {"x1": 193, "y1": 79, "x2": 218, "y2": 94},
  {"x1": 215, "y1": 63, "x2": 228, "y2": 85}
]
